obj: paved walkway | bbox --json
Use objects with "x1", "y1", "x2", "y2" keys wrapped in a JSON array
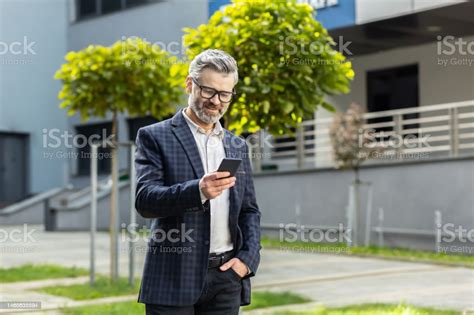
[{"x1": 1, "y1": 225, "x2": 473, "y2": 313}]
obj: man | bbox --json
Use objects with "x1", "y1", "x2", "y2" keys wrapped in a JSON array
[{"x1": 135, "y1": 49, "x2": 261, "y2": 315}]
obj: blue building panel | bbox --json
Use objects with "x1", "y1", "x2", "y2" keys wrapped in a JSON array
[{"x1": 207, "y1": 0, "x2": 355, "y2": 30}]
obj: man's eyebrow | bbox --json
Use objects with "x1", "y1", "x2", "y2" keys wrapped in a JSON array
[{"x1": 201, "y1": 84, "x2": 233, "y2": 93}]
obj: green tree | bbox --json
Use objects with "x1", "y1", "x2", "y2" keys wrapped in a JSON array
[
  {"x1": 55, "y1": 37, "x2": 181, "y2": 122},
  {"x1": 183, "y1": 0, "x2": 354, "y2": 135},
  {"x1": 54, "y1": 37, "x2": 182, "y2": 281}
]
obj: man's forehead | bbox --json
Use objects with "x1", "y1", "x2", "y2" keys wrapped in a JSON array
[{"x1": 199, "y1": 69, "x2": 235, "y2": 90}]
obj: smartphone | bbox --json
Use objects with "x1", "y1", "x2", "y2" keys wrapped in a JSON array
[{"x1": 217, "y1": 158, "x2": 242, "y2": 177}]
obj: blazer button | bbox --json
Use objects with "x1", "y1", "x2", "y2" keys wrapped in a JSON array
[{"x1": 204, "y1": 240, "x2": 210, "y2": 245}]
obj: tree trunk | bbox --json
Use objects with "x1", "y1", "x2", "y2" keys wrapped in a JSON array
[
  {"x1": 110, "y1": 110, "x2": 119, "y2": 282},
  {"x1": 352, "y1": 166, "x2": 360, "y2": 246}
]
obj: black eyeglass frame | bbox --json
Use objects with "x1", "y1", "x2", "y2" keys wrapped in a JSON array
[{"x1": 191, "y1": 77, "x2": 237, "y2": 103}]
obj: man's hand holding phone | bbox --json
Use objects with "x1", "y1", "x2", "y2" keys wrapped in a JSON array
[{"x1": 199, "y1": 172, "x2": 236, "y2": 200}]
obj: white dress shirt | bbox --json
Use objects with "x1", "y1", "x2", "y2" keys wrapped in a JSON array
[{"x1": 182, "y1": 108, "x2": 233, "y2": 254}]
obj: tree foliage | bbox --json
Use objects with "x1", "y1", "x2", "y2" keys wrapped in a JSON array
[
  {"x1": 183, "y1": 0, "x2": 354, "y2": 135},
  {"x1": 54, "y1": 37, "x2": 181, "y2": 121}
]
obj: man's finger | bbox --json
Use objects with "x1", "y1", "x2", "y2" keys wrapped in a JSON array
[
  {"x1": 209, "y1": 181, "x2": 235, "y2": 193},
  {"x1": 212, "y1": 171, "x2": 231, "y2": 180},
  {"x1": 207, "y1": 182, "x2": 234, "y2": 195},
  {"x1": 219, "y1": 258, "x2": 236, "y2": 271},
  {"x1": 212, "y1": 177, "x2": 236, "y2": 187}
]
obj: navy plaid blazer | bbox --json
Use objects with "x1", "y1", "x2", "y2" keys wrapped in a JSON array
[{"x1": 134, "y1": 110, "x2": 261, "y2": 306}]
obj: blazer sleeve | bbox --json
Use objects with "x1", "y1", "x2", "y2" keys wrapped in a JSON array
[
  {"x1": 235, "y1": 144, "x2": 262, "y2": 278},
  {"x1": 134, "y1": 127, "x2": 207, "y2": 218}
]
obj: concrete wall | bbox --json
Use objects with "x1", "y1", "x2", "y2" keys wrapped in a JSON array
[
  {"x1": 0, "y1": 0, "x2": 70, "y2": 194},
  {"x1": 65, "y1": 0, "x2": 208, "y2": 177},
  {"x1": 320, "y1": 35, "x2": 474, "y2": 116},
  {"x1": 254, "y1": 157, "x2": 474, "y2": 251},
  {"x1": 54, "y1": 182, "x2": 149, "y2": 231}
]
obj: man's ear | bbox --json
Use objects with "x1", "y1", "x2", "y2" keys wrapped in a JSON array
[{"x1": 185, "y1": 76, "x2": 192, "y2": 94}]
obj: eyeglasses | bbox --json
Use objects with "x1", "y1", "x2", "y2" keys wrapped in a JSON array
[{"x1": 192, "y1": 77, "x2": 236, "y2": 103}]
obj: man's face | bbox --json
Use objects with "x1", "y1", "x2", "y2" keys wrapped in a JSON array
[{"x1": 186, "y1": 68, "x2": 235, "y2": 125}]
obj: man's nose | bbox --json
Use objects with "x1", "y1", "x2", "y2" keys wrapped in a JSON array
[{"x1": 209, "y1": 94, "x2": 220, "y2": 105}]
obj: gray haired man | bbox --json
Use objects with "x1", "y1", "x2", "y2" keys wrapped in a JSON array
[{"x1": 135, "y1": 49, "x2": 262, "y2": 314}]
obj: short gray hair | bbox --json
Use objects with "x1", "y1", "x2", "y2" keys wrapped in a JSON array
[{"x1": 188, "y1": 49, "x2": 238, "y2": 84}]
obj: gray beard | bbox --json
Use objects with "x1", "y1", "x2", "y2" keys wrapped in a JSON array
[{"x1": 188, "y1": 95, "x2": 225, "y2": 125}]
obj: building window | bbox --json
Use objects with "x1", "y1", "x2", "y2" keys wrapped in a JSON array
[
  {"x1": 0, "y1": 132, "x2": 29, "y2": 207},
  {"x1": 78, "y1": 0, "x2": 97, "y2": 17},
  {"x1": 127, "y1": 116, "x2": 160, "y2": 142},
  {"x1": 101, "y1": 0, "x2": 122, "y2": 14},
  {"x1": 75, "y1": 122, "x2": 113, "y2": 176},
  {"x1": 76, "y1": 0, "x2": 161, "y2": 20},
  {"x1": 126, "y1": 0, "x2": 148, "y2": 8},
  {"x1": 366, "y1": 64, "x2": 419, "y2": 137}
]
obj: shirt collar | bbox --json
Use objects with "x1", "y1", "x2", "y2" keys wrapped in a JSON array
[{"x1": 182, "y1": 108, "x2": 224, "y2": 140}]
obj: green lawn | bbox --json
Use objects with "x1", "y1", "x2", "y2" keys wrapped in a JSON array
[
  {"x1": 272, "y1": 303, "x2": 460, "y2": 315},
  {"x1": 63, "y1": 302, "x2": 144, "y2": 315},
  {"x1": 262, "y1": 237, "x2": 474, "y2": 268},
  {"x1": 63, "y1": 301, "x2": 459, "y2": 315},
  {"x1": 243, "y1": 291, "x2": 311, "y2": 311},
  {"x1": 0, "y1": 264, "x2": 88, "y2": 283},
  {"x1": 62, "y1": 291, "x2": 310, "y2": 314},
  {"x1": 39, "y1": 276, "x2": 141, "y2": 300}
]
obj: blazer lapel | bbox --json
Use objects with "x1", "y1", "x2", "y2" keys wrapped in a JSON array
[
  {"x1": 223, "y1": 131, "x2": 239, "y2": 217},
  {"x1": 171, "y1": 110, "x2": 205, "y2": 179}
]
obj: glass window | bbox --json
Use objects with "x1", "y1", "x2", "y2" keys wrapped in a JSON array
[
  {"x1": 78, "y1": 0, "x2": 97, "y2": 17},
  {"x1": 126, "y1": 0, "x2": 148, "y2": 8},
  {"x1": 101, "y1": 0, "x2": 123, "y2": 14}
]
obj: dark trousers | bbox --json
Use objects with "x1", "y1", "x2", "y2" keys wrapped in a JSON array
[{"x1": 145, "y1": 267, "x2": 242, "y2": 315}]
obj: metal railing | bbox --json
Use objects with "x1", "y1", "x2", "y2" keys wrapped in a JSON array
[
  {"x1": 0, "y1": 186, "x2": 73, "y2": 229},
  {"x1": 89, "y1": 141, "x2": 137, "y2": 286},
  {"x1": 265, "y1": 100, "x2": 474, "y2": 170}
]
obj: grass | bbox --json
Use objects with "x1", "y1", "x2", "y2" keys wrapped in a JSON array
[
  {"x1": 272, "y1": 303, "x2": 460, "y2": 315},
  {"x1": 36, "y1": 275, "x2": 459, "y2": 315},
  {"x1": 39, "y1": 276, "x2": 141, "y2": 300},
  {"x1": 262, "y1": 237, "x2": 474, "y2": 268},
  {"x1": 0, "y1": 264, "x2": 88, "y2": 283},
  {"x1": 62, "y1": 301, "x2": 459, "y2": 315},
  {"x1": 63, "y1": 302, "x2": 144, "y2": 315},
  {"x1": 61, "y1": 291, "x2": 310, "y2": 314},
  {"x1": 243, "y1": 291, "x2": 311, "y2": 310}
]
